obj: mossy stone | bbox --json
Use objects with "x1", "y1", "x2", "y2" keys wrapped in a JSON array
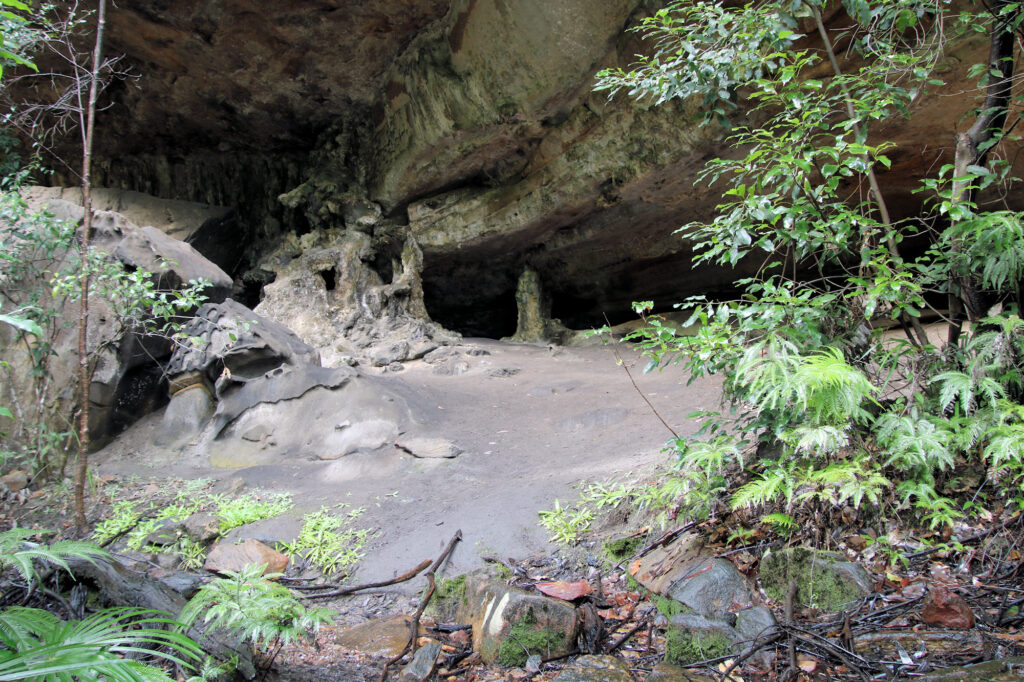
[
  {"x1": 759, "y1": 547, "x2": 871, "y2": 611},
  {"x1": 604, "y1": 534, "x2": 645, "y2": 560},
  {"x1": 428, "y1": 574, "x2": 468, "y2": 620},
  {"x1": 655, "y1": 596, "x2": 686, "y2": 618},
  {"x1": 664, "y1": 625, "x2": 733, "y2": 665},
  {"x1": 496, "y1": 621, "x2": 564, "y2": 667}
]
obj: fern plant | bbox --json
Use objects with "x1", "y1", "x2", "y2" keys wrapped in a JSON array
[
  {"x1": 180, "y1": 564, "x2": 330, "y2": 670},
  {"x1": 215, "y1": 493, "x2": 293, "y2": 533},
  {"x1": 278, "y1": 508, "x2": 371, "y2": 575}
]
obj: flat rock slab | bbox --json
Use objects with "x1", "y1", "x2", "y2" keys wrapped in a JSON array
[
  {"x1": 667, "y1": 607, "x2": 776, "y2": 667},
  {"x1": 456, "y1": 576, "x2": 578, "y2": 665},
  {"x1": 336, "y1": 614, "x2": 426, "y2": 658},
  {"x1": 666, "y1": 557, "x2": 754, "y2": 618},
  {"x1": 204, "y1": 538, "x2": 289, "y2": 575},
  {"x1": 400, "y1": 640, "x2": 441, "y2": 681},
  {"x1": 630, "y1": 532, "x2": 753, "y2": 620},
  {"x1": 221, "y1": 516, "x2": 304, "y2": 547},
  {"x1": 552, "y1": 655, "x2": 633, "y2": 681},
  {"x1": 554, "y1": 408, "x2": 629, "y2": 433}
]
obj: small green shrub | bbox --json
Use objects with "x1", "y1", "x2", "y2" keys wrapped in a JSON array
[
  {"x1": 180, "y1": 564, "x2": 331, "y2": 669},
  {"x1": 216, "y1": 493, "x2": 293, "y2": 533},
  {"x1": 278, "y1": 507, "x2": 371, "y2": 575}
]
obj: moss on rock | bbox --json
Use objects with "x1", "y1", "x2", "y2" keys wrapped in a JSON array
[
  {"x1": 655, "y1": 596, "x2": 686, "y2": 619},
  {"x1": 428, "y1": 574, "x2": 468, "y2": 620},
  {"x1": 604, "y1": 534, "x2": 645, "y2": 561},
  {"x1": 664, "y1": 626, "x2": 733, "y2": 665},
  {"x1": 759, "y1": 547, "x2": 870, "y2": 611},
  {"x1": 496, "y1": 619, "x2": 564, "y2": 667}
]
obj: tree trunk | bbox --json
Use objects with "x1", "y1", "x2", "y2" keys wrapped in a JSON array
[
  {"x1": 947, "y1": 0, "x2": 1017, "y2": 346},
  {"x1": 73, "y1": 0, "x2": 107, "y2": 534}
]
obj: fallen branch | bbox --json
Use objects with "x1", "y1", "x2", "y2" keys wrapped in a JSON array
[
  {"x1": 378, "y1": 529, "x2": 462, "y2": 682},
  {"x1": 299, "y1": 559, "x2": 432, "y2": 599},
  {"x1": 617, "y1": 521, "x2": 699, "y2": 569},
  {"x1": 605, "y1": 617, "x2": 648, "y2": 653}
]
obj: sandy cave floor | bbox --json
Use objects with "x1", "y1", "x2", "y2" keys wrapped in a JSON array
[{"x1": 92, "y1": 338, "x2": 723, "y2": 586}]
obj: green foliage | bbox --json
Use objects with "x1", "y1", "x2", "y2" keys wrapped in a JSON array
[
  {"x1": 278, "y1": 508, "x2": 371, "y2": 575},
  {"x1": 944, "y1": 212, "x2": 1024, "y2": 293},
  {"x1": 593, "y1": 0, "x2": 1024, "y2": 535},
  {"x1": 0, "y1": 529, "x2": 201, "y2": 680},
  {"x1": 537, "y1": 499, "x2": 594, "y2": 545},
  {"x1": 180, "y1": 565, "x2": 330, "y2": 663},
  {"x1": 0, "y1": 189, "x2": 210, "y2": 476},
  {"x1": 0, "y1": 606, "x2": 201, "y2": 681},
  {"x1": 91, "y1": 500, "x2": 142, "y2": 547},
  {"x1": 174, "y1": 537, "x2": 206, "y2": 572},
  {"x1": 0, "y1": 0, "x2": 39, "y2": 78},
  {"x1": 215, "y1": 493, "x2": 293, "y2": 533},
  {"x1": 0, "y1": 528, "x2": 107, "y2": 585}
]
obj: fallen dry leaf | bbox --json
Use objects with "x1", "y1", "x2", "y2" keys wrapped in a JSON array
[{"x1": 535, "y1": 580, "x2": 592, "y2": 601}]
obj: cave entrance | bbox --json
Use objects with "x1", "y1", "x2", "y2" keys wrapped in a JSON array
[
  {"x1": 423, "y1": 285, "x2": 518, "y2": 339},
  {"x1": 317, "y1": 267, "x2": 338, "y2": 292}
]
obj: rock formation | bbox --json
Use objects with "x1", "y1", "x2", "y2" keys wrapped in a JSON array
[{"x1": 16, "y1": 0, "x2": 1021, "y2": 344}]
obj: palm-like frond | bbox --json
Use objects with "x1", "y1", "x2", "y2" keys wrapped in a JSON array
[
  {"x1": 0, "y1": 530, "x2": 108, "y2": 584},
  {"x1": 877, "y1": 414, "x2": 954, "y2": 472},
  {"x1": 781, "y1": 424, "x2": 849, "y2": 455},
  {"x1": 946, "y1": 212, "x2": 1024, "y2": 293},
  {"x1": 799, "y1": 459, "x2": 890, "y2": 508},
  {"x1": 932, "y1": 370, "x2": 1005, "y2": 415},
  {"x1": 731, "y1": 465, "x2": 795, "y2": 509},
  {"x1": 0, "y1": 607, "x2": 201, "y2": 681},
  {"x1": 795, "y1": 348, "x2": 876, "y2": 425}
]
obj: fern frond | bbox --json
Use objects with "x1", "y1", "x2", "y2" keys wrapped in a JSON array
[
  {"x1": 0, "y1": 607, "x2": 200, "y2": 681},
  {"x1": 181, "y1": 565, "x2": 330, "y2": 651},
  {"x1": 781, "y1": 424, "x2": 849, "y2": 455},
  {"x1": 731, "y1": 466, "x2": 794, "y2": 509}
]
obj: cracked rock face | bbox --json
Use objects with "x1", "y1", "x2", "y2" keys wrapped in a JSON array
[{"x1": 37, "y1": 1, "x2": 1020, "y2": 339}]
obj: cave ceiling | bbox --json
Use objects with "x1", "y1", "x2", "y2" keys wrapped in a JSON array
[{"x1": 42, "y1": 0, "x2": 1021, "y2": 335}]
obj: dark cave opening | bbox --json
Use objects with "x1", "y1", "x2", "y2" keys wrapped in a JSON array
[
  {"x1": 423, "y1": 285, "x2": 519, "y2": 339},
  {"x1": 108, "y1": 362, "x2": 169, "y2": 437},
  {"x1": 238, "y1": 271, "x2": 275, "y2": 308},
  {"x1": 318, "y1": 267, "x2": 338, "y2": 292}
]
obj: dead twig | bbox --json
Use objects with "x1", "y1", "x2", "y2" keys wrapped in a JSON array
[
  {"x1": 602, "y1": 313, "x2": 679, "y2": 440},
  {"x1": 299, "y1": 559, "x2": 431, "y2": 599},
  {"x1": 378, "y1": 529, "x2": 462, "y2": 681},
  {"x1": 605, "y1": 617, "x2": 648, "y2": 653},
  {"x1": 616, "y1": 521, "x2": 699, "y2": 569}
]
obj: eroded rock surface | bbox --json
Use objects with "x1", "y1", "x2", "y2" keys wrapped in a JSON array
[{"x1": 15, "y1": 0, "x2": 1016, "y2": 347}]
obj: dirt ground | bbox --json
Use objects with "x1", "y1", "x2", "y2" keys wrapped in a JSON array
[{"x1": 92, "y1": 338, "x2": 722, "y2": 586}]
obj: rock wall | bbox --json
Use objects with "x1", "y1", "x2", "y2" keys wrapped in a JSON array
[{"x1": 26, "y1": 0, "x2": 1018, "y2": 342}]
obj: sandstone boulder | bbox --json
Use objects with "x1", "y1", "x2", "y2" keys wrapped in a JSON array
[
  {"x1": 203, "y1": 539, "x2": 289, "y2": 575},
  {"x1": 456, "y1": 576, "x2": 578, "y2": 666}
]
